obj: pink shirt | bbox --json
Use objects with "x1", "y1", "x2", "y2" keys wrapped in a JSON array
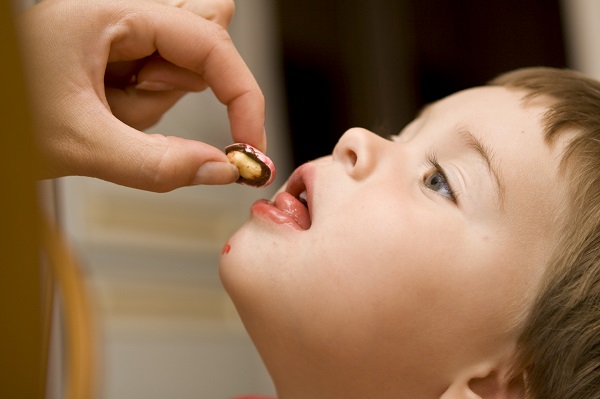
[{"x1": 232, "y1": 396, "x2": 276, "y2": 399}]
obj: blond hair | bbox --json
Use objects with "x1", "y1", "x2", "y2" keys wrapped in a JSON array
[{"x1": 489, "y1": 67, "x2": 600, "y2": 398}]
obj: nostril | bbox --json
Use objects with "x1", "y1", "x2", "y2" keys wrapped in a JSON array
[
  {"x1": 333, "y1": 127, "x2": 377, "y2": 179},
  {"x1": 346, "y1": 149, "x2": 358, "y2": 168}
]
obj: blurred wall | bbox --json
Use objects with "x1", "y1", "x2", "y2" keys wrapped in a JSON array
[
  {"x1": 561, "y1": 0, "x2": 600, "y2": 79},
  {"x1": 275, "y1": 0, "x2": 568, "y2": 166}
]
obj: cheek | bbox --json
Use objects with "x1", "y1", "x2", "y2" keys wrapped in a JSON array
[
  {"x1": 319, "y1": 197, "x2": 461, "y2": 279},
  {"x1": 311, "y1": 199, "x2": 461, "y2": 315},
  {"x1": 290, "y1": 208, "x2": 476, "y2": 367}
]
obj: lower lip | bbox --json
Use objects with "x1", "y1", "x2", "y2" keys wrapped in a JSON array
[{"x1": 250, "y1": 199, "x2": 305, "y2": 231}]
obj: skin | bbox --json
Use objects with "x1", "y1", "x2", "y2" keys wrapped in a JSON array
[
  {"x1": 220, "y1": 87, "x2": 570, "y2": 398},
  {"x1": 17, "y1": 0, "x2": 265, "y2": 192}
]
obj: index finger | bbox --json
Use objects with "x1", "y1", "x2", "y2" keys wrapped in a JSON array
[
  {"x1": 110, "y1": 3, "x2": 267, "y2": 152},
  {"x1": 149, "y1": 0, "x2": 235, "y2": 28}
]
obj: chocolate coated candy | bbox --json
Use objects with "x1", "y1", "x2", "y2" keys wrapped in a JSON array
[{"x1": 225, "y1": 143, "x2": 276, "y2": 187}]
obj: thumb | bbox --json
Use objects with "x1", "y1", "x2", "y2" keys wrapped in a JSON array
[{"x1": 85, "y1": 118, "x2": 239, "y2": 192}]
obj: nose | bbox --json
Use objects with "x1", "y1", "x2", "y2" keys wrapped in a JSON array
[{"x1": 332, "y1": 127, "x2": 386, "y2": 180}]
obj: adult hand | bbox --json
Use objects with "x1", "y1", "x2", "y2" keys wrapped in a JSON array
[
  {"x1": 18, "y1": 0, "x2": 266, "y2": 192},
  {"x1": 104, "y1": 0, "x2": 236, "y2": 128}
]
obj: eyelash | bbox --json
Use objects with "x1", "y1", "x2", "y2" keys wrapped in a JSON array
[
  {"x1": 424, "y1": 154, "x2": 458, "y2": 203},
  {"x1": 385, "y1": 134, "x2": 459, "y2": 204}
]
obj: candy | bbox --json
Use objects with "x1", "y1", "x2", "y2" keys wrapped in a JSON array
[{"x1": 225, "y1": 143, "x2": 276, "y2": 188}]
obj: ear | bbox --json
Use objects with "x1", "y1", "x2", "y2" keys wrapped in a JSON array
[{"x1": 439, "y1": 362, "x2": 526, "y2": 399}]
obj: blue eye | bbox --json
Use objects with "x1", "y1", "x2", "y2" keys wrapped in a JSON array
[{"x1": 424, "y1": 157, "x2": 457, "y2": 202}]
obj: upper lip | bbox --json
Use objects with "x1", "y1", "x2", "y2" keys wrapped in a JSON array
[{"x1": 284, "y1": 163, "x2": 313, "y2": 222}]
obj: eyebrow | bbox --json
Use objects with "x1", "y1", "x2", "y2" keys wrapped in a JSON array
[{"x1": 457, "y1": 127, "x2": 506, "y2": 208}]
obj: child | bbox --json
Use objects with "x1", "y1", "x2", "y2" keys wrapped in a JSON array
[{"x1": 221, "y1": 67, "x2": 600, "y2": 399}]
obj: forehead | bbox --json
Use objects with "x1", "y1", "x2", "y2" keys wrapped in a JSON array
[
  {"x1": 423, "y1": 86, "x2": 553, "y2": 159},
  {"x1": 406, "y1": 86, "x2": 553, "y2": 152},
  {"x1": 427, "y1": 86, "x2": 541, "y2": 125}
]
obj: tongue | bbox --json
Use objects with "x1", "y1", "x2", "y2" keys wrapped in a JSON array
[{"x1": 273, "y1": 192, "x2": 311, "y2": 230}]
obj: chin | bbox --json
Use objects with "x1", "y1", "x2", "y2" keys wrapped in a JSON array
[
  {"x1": 218, "y1": 225, "x2": 251, "y2": 292},
  {"x1": 218, "y1": 222, "x2": 272, "y2": 311},
  {"x1": 218, "y1": 227, "x2": 279, "y2": 355}
]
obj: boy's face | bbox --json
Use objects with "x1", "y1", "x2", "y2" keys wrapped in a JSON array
[{"x1": 220, "y1": 87, "x2": 568, "y2": 397}]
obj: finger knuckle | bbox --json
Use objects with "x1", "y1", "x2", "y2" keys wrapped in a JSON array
[
  {"x1": 141, "y1": 136, "x2": 179, "y2": 192},
  {"x1": 210, "y1": 22, "x2": 232, "y2": 43}
]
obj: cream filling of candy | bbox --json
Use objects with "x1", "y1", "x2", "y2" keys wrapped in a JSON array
[{"x1": 227, "y1": 151, "x2": 263, "y2": 180}]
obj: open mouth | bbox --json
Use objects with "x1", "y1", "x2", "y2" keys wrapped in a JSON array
[
  {"x1": 250, "y1": 164, "x2": 313, "y2": 231},
  {"x1": 273, "y1": 164, "x2": 312, "y2": 230}
]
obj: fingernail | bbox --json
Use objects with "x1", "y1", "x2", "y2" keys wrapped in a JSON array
[
  {"x1": 192, "y1": 162, "x2": 239, "y2": 185},
  {"x1": 135, "y1": 80, "x2": 176, "y2": 91}
]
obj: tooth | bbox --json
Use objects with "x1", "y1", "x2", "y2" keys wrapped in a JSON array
[{"x1": 298, "y1": 190, "x2": 308, "y2": 207}]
